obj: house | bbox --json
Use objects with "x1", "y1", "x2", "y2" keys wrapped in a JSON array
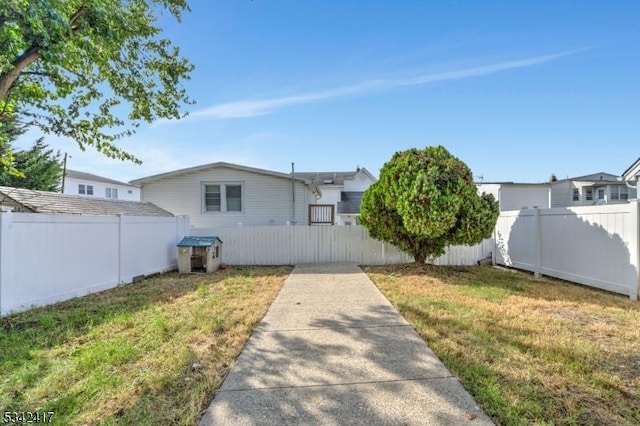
[
  {"x1": 476, "y1": 182, "x2": 550, "y2": 211},
  {"x1": 549, "y1": 172, "x2": 637, "y2": 207},
  {"x1": 622, "y1": 157, "x2": 640, "y2": 184},
  {"x1": 296, "y1": 167, "x2": 376, "y2": 225},
  {"x1": 63, "y1": 169, "x2": 141, "y2": 201},
  {"x1": 130, "y1": 162, "x2": 320, "y2": 228},
  {"x1": 0, "y1": 186, "x2": 173, "y2": 216}
]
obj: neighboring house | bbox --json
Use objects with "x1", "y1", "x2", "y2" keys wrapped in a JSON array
[
  {"x1": 549, "y1": 172, "x2": 637, "y2": 207},
  {"x1": 622, "y1": 157, "x2": 640, "y2": 184},
  {"x1": 0, "y1": 186, "x2": 173, "y2": 216},
  {"x1": 296, "y1": 167, "x2": 376, "y2": 225},
  {"x1": 130, "y1": 162, "x2": 320, "y2": 228},
  {"x1": 63, "y1": 169, "x2": 141, "y2": 201},
  {"x1": 477, "y1": 182, "x2": 550, "y2": 211}
]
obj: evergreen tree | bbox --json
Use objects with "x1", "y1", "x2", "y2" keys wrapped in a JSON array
[{"x1": 360, "y1": 146, "x2": 499, "y2": 263}]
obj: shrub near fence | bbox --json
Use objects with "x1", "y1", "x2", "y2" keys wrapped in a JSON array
[
  {"x1": 191, "y1": 225, "x2": 493, "y2": 266},
  {"x1": 495, "y1": 202, "x2": 640, "y2": 300},
  {"x1": 0, "y1": 211, "x2": 189, "y2": 316}
]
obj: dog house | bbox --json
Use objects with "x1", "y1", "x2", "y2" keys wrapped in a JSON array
[{"x1": 177, "y1": 236, "x2": 223, "y2": 273}]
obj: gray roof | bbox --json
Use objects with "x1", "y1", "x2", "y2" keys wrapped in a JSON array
[
  {"x1": 0, "y1": 186, "x2": 173, "y2": 216},
  {"x1": 130, "y1": 162, "x2": 312, "y2": 185},
  {"x1": 296, "y1": 167, "x2": 376, "y2": 186},
  {"x1": 337, "y1": 191, "x2": 364, "y2": 214},
  {"x1": 66, "y1": 169, "x2": 138, "y2": 188}
]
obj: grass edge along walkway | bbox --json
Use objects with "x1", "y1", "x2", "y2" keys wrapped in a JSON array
[
  {"x1": 0, "y1": 266, "x2": 292, "y2": 425},
  {"x1": 366, "y1": 264, "x2": 640, "y2": 426}
]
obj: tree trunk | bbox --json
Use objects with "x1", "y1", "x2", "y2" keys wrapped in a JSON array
[
  {"x1": 413, "y1": 255, "x2": 426, "y2": 264},
  {"x1": 0, "y1": 45, "x2": 42, "y2": 102},
  {"x1": 0, "y1": 6, "x2": 87, "y2": 103}
]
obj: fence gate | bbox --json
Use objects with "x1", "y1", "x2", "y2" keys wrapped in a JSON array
[{"x1": 309, "y1": 204, "x2": 335, "y2": 225}]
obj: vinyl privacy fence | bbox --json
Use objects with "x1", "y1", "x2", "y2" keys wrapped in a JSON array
[
  {"x1": 191, "y1": 225, "x2": 493, "y2": 266},
  {"x1": 494, "y1": 202, "x2": 640, "y2": 300},
  {"x1": 0, "y1": 211, "x2": 189, "y2": 316}
]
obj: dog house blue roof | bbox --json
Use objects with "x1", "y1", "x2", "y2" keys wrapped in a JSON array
[{"x1": 177, "y1": 236, "x2": 222, "y2": 247}]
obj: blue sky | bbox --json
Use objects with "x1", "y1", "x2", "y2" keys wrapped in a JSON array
[{"x1": 19, "y1": 0, "x2": 640, "y2": 183}]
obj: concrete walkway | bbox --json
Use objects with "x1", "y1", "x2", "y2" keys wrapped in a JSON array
[{"x1": 199, "y1": 263, "x2": 493, "y2": 425}]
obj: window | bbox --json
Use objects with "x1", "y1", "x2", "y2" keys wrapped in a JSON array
[
  {"x1": 203, "y1": 183, "x2": 243, "y2": 212},
  {"x1": 620, "y1": 186, "x2": 629, "y2": 200},
  {"x1": 598, "y1": 189, "x2": 605, "y2": 200},
  {"x1": 226, "y1": 185, "x2": 242, "y2": 212},
  {"x1": 105, "y1": 188, "x2": 119, "y2": 199},
  {"x1": 612, "y1": 185, "x2": 629, "y2": 201},
  {"x1": 78, "y1": 184, "x2": 93, "y2": 195},
  {"x1": 585, "y1": 188, "x2": 593, "y2": 201},
  {"x1": 572, "y1": 188, "x2": 579, "y2": 201},
  {"x1": 128, "y1": 190, "x2": 133, "y2": 194},
  {"x1": 611, "y1": 186, "x2": 619, "y2": 201},
  {"x1": 204, "y1": 185, "x2": 221, "y2": 211}
]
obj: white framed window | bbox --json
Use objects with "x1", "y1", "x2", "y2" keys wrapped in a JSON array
[
  {"x1": 105, "y1": 188, "x2": 119, "y2": 199},
  {"x1": 572, "y1": 188, "x2": 579, "y2": 201},
  {"x1": 620, "y1": 186, "x2": 629, "y2": 200},
  {"x1": 598, "y1": 189, "x2": 605, "y2": 200},
  {"x1": 79, "y1": 184, "x2": 94, "y2": 195},
  {"x1": 585, "y1": 188, "x2": 593, "y2": 201},
  {"x1": 611, "y1": 186, "x2": 619, "y2": 200},
  {"x1": 203, "y1": 183, "x2": 243, "y2": 213}
]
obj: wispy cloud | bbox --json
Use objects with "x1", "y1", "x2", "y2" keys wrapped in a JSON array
[{"x1": 188, "y1": 48, "x2": 590, "y2": 120}]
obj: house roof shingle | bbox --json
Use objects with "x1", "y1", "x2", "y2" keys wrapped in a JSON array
[{"x1": 0, "y1": 186, "x2": 173, "y2": 216}]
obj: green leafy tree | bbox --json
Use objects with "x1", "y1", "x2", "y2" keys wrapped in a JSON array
[
  {"x1": 0, "y1": 138, "x2": 62, "y2": 191},
  {"x1": 0, "y1": 0, "x2": 194, "y2": 170},
  {"x1": 360, "y1": 145, "x2": 499, "y2": 264}
]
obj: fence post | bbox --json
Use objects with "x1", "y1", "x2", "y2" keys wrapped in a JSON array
[
  {"x1": 118, "y1": 214, "x2": 124, "y2": 284},
  {"x1": 631, "y1": 201, "x2": 640, "y2": 301},
  {"x1": 534, "y1": 208, "x2": 542, "y2": 278},
  {"x1": 0, "y1": 209, "x2": 13, "y2": 315}
]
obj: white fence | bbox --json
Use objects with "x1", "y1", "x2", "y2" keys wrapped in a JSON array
[
  {"x1": 191, "y1": 225, "x2": 493, "y2": 266},
  {"x1": 495, "y1": 202, "x2": 640, "y2": 300},
  {"x1": 0, "y1": 211, "x2": 189, "y2": 316}
]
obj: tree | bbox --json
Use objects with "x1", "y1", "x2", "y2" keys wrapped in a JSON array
[
  {"x1": 0, "y1": 138, "x2": 62, "y2": 191},
  {"x1": 0, "y1": 0, "x2": 194, "y2": 167},
  {"x1": 360, "y1": 145, "x2": 499, "y2": 264}
]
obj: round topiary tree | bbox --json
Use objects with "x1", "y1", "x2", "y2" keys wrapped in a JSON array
[{"x1": 360, "y1": 145, "x2": 499, "y2": 264}]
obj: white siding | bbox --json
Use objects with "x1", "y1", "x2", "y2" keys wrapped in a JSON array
[
  {"x1": 550, "y1": 181, "x2": 572, "y2": 207},
  {"x1": 140, "y1": 167, "x2": 313, "y2": 227},
  {"x1": 343, "y1": 170, "x2": 376, "y2": 192},
  {"x1": 64, "y1": 177, "x2": 141, "y2": 201},
  {"x1": 477, "y1": 183, "x2": 549, "y2": 211},
  {"x1": 499, "y1": 185, "x2": 549, "y2": 210},
  {"x1": 315, "y1": 186, "x2": 342, "y2": 206}
]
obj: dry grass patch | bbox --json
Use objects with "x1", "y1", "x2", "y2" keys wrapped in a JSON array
[
  {"x1": 0, "y1": 266, "x2": 291, "y2": 425},
  {"x1": 365, "y1": 264, "x2": 640, "y2": 425}
]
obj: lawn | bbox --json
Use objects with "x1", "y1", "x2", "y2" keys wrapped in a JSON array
[
  {"x1": 365, "y1": 264, "x2": 640, "y2": 426},
  {"x1": 0, "y1": 266, "x2": 291, "y2": 425}
]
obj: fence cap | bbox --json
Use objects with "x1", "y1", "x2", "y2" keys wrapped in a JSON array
[{"x1": 177, "y1": 236, "x2": 222, "y2": 247}]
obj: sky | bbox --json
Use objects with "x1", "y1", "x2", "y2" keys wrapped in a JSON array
[{"x1": 17, "y1": 0, "x2": 640, "y2": 184}]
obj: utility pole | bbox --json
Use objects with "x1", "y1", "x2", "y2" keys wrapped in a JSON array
[{"x1": 61, "y1": 153, "x2": 69, "y2": 193}]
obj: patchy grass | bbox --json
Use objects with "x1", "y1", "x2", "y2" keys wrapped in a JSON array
[
  {"x1": 0, "y1": 266, "x2": 291, "y2": 425},
  {"x1": 365, "y1": 264, "x2": 640, "y2": 426}
]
